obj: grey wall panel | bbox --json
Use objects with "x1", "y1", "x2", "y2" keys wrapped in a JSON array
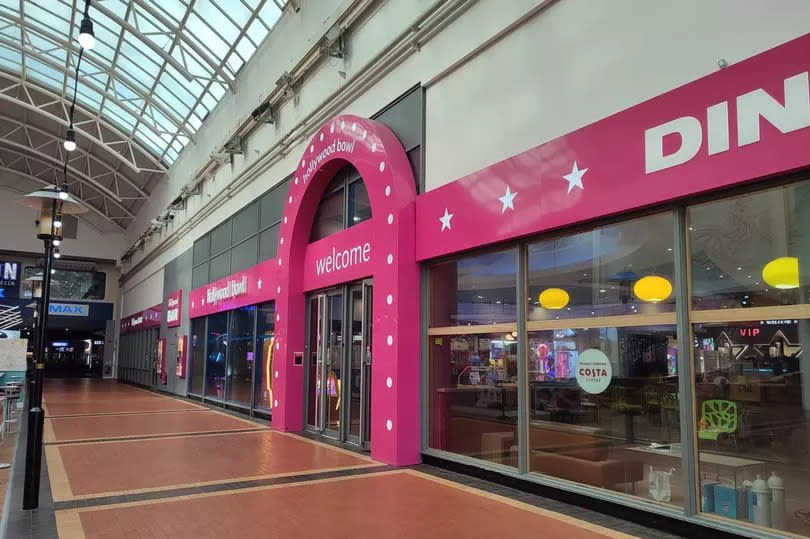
[{"x1": 161, "y1": 246, "x2": 193, "y2": 396}]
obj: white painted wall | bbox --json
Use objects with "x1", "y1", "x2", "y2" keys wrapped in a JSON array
[
  {"x1": 0, "y1": 186, "x2": 126, "y2": 261},
  {"x1": 424, "y1": 0, "x2": 810, "y2": 189},
  {"x1": 121, "y1": 267, "x2": 164, "y2": 318},
  {"x1": 121, "y1": 0, "x2": 810, "y2": 300}
]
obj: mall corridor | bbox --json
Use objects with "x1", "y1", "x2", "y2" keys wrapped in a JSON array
[{"x1": 30, "y1": 379, "x2": 662, "y2": 539}]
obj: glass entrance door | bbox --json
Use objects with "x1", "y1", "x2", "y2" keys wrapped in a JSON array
[{"x1": 305, "y1": 280, "x2": 373, "y2": 446}]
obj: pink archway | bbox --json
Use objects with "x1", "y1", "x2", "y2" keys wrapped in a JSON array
[{"x1": 272, "y1": 114, "x2": 420, "y2": 466}]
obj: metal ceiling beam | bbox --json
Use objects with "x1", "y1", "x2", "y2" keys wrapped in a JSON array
[
  {"x1": 0, "y1": 114, "x2": 149, "y2": 199},
  {"x1": 129, "y1": 0, "x2": 236, "y2": 92},
  {"x1": 89, "y1": 1, "x2": 196, "y2": 83},
  {"x1": 0, "y1": 166, "x2": 129, "y2": 228},
  {"x1": 0, "y1": 145, "x2": 135, "y2": 219},
  {"x1": 0, "y1": 73, "x2": 167, "y2": 174},
  {"x1": 0, "y1": 17, "x2": 196, "y2": 140}
]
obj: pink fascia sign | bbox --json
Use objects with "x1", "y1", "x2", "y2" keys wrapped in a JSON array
[
  {"x1": 188, "y1": 258, "x2": 278, "y2": 318},
  {"x1": 166, "y1": 289, "x2": 182, "y2": 328},
  {"x1": 415, "y1": 32, "x2": 810, "y2": 260},
  {"x1": 303, "y1": 219, "x2": 374, "y2": 291},
  {"x1": 120, "y1": 304, "x2": 162, "y2": 334}
]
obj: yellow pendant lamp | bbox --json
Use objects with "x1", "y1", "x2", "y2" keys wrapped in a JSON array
[
  {"x1": 538, "y1": 288, "x2": 569, "y2": 310},
  {"x1": 633, "y1": 276, "x2": 672, "y2": 303},
  {"x1": 762, "y1": 256, "x2": 799, "y2": 289}
]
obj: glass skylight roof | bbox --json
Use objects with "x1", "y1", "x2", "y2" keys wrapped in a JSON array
[{"x1": 0, "y1": 0, "x2": 285, "y2": 165}]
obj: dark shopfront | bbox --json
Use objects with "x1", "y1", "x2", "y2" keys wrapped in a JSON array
[
  {"x1": 188, "y1": 279, "x2": 275, "y2": 418},
  {"x1": 119, "y1": 304, "x2": 161, "y2": 387}
]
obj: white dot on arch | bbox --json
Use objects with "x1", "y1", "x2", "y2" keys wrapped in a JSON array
[
  {"x1": 274, "y1": 399, "x2": 279, "y2": 407},
  {"x1": 387, "y1": 254, "x2": 393, "y2": 265},
  {"x1": 386, "y1": 377, "x2": 393, "y2": 388},
  {"x1": 274, "y1": 370, "x2": 279, "y2": 379},
  {"x1": 352, "y1": 122, "x2": 356, "y2": 132},
  {"x1": 386, "y1": 294, "x2": 393, "y2": 305},
  {"x1": 379, "y1": 162, "x2": 385, "y2": 172},
  {"x1": 280, "y1": 237, "x2": 284, "y2": 245},
  {"x1": 276, "y1": 314, "x2": 280, "y2": 322},
  {"x1": 288, "y1": 196, "x2": 293, "y2": 204},
  {"x1": 278, "y1": 259, "x2": 282, "y2": 266},
  {"x1": 384, "y1": 185, "x2": 391, "y2": 197},
  {"x1": 387, "y1": 214, "x2": 393, "y2": 224},
  {"x1": 386, "y1": 419, "x2": 393, "y2": 431},
  {"x1": 341, "y1": 121, "x2": 345, "y2": 129},
  {"x1": 294, "y1": 177, "x2": 298, "y2": 185},
  {"x1": 284, "y1": 216, "x2": 288, "y2": 223},
  {"x1": 386, "y1": 335, "x2": 393, "y2": 346},
  {"x1": 371, "y1": 143, "x2": 377, "y2": 152},
  {"x1": 320, "y1": 133, "x2": 324, "y2": 142},
  {"x1": 330, "y1": 125, "x2": 334, "y2": 134},
  {"x1": 276, "y1": 286, "x2": 281, "y2": 294},
  {"x1": 362, "y1": 130, "x2": 367, "y2": 139},
  {"x1": 310, "y1": 145, "x2": 314, "y2": 153}
]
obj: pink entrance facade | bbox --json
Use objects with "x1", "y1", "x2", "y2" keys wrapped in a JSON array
[{"x1": 188, "y1": 32, "x2": 810, "y2": 469}]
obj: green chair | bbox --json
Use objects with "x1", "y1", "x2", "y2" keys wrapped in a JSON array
[{"x1": 698, "y1": 399, "x2": 738, "y2": 448}]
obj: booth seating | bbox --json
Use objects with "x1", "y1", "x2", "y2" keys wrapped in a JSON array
[
  {"x1": 438, "y1": 414, "x2": 644, "y2": 490},
  {"x1": 526, "y1": 423, "x2": 644, "y2": 489}
]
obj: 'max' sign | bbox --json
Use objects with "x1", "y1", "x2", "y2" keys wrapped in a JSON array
[
  {"x1": 645, "y1": 72, "x2": 810, "y2": 173},
  {"x1": 48, "y1": 303, "x2": 88, "y2": 317}
]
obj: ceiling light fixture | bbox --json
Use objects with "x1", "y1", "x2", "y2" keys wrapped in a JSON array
[
  {"x1": 78, "y1": 1, "x2": 96, "y2": 50},
  {"x1": 53, "y1": 214, "x2": 63, "y2": 229},
  {"x1": 64, "y1": 128, "x2": 76, "y2": 151}
]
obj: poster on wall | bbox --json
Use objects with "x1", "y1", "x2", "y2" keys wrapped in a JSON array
[{"x1": 176, "y1": 335, "x2": 187, "y2": 378}]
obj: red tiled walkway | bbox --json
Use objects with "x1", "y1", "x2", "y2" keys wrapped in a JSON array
[{"x1": 45, "y1": 379, "x2": 633, "y2": 538}]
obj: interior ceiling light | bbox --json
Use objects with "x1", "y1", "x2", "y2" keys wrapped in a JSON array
[
  {"x1": 58, "y1": 184, "x2": 69, "y2": 200},
  {"x1": 78, "y1": 1, "x2": 95, "y2": 50},
  {"x1": 54, "y1": 249, "x2": 61, "y2": 259},
  {"x1": 53, "y1": 214, "x2": 63, "y2": 228},
  {"x1": 538, "y1": 288, "x2": 570, "y2": 310},
  {"x1": 633, "y1": 276, "x2": 673, "y2": 303},
  {"x1": 53, "y1": 238, "x2": 61, "y2": 246},
  {"x1": 64, "y1": 128, "x2": 77, "y2": 152},
  {"x1": 762, "y1": 256, "x2": 799, "y2": 289}
]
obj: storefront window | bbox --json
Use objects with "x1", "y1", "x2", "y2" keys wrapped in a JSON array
[
  {"x1": 524, "y1": 212, "x2": 680, "y2": 506},
  {"x1": 310, "y1": 176, "x2": 344, "y2": 242},
  {"x1": 189, "y1": 317, "x2": 206, "y2": 395},
  {"x1": 688, "y1": 182, "x2": 810, "y2": 534},
  {"x1": 254, "y1": 302, "x2": 275, "y2": 411},
  {"x1": 205, "y1": 312, "x2": 227, "y2": 400},
  {"x1": 528, "y1": 212, "x2": 675, "y2": 321},
  {"x1": 428, "y1": 247, "x2": 518, "y2": 467},
  {"x1": 348, "y1": 179, "x2": 371, "y2": 227},
  {"x1": 226, "y1": 306, "x2": 254, "y2": 407},
  {"x1": 429, "y1": 249, "x2": 518, "y2": 327}
]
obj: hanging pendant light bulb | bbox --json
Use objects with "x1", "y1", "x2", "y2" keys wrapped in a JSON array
[
  {"x1": 64, "y1": 128, "x2": 77, "y2": 152},
  {"x1": 58, "y1": 184, "x2": 69, "y2": 200},
  {"x1": 78, "y1": 3, "x2": 95, "y2": 50},
  {"x1": 54, "y1": 213, "x2": 63, "y2": 229},
  {"x1": 633, "y1": 275, "x2": 673, "y2": 303},
  {"x1": 538, "y1": 288, "x2": 570, "y2": 310},
  {"x1": 53, "y1": 238, "x2": 61, "y2": 246},
  {"x1": 54, "y1": 249, "x2": 61, "y2": 259}
]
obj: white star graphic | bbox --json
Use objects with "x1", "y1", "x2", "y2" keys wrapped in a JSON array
[
  {"x1": 257, "y1": 278, "x2": 262, "y2": 289},
  {"x1": 563, "y1": 161, "x2": 588, "y2": 193},
  {"x1": 498, "y1": 186, "x2": 517, "y2": 213},
  {"x1": 439, "y1": 208, "x2": 454, "y2": 231}
]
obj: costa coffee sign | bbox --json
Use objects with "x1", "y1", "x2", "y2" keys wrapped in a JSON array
[
  {"x1": 120, "y1": 304, "x2": 161, "y2": 334},
  {"x1": 166, "y1": 289, "x2": 182, "y2": 328}
]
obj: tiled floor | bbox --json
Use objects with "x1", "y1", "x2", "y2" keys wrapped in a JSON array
[{"x1": 36, "y1": 379, "x2": 678, "y2": 538}]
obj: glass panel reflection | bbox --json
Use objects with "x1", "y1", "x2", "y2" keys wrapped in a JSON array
[
  {"x1": 205, "y1": 312, "x2": 228, "y2": 400},
  {"x1": 526, "y1": 326, "x2": 680, "y2": 507},
  {"x1": 254, "y1": 302, "x2": 275, "y2": 411},
  {"x1": 429, "y1": 249, "x2": 518, "y2": 327},
  {"x1": 189, "y1": 317, "x2": 205, "y2": 395},
  {"x1": 428, "y1": 332, "x2": 519, "y2": 467},
  {"x1": 689, "y1": 180, "x2": 810, "y2": 310},
  {"x1": 528, "y1": 213, "x2": 675, "y2": 320},
  {"x1": 226, "y1": 306, "x2": 254, "y2": 407}
]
